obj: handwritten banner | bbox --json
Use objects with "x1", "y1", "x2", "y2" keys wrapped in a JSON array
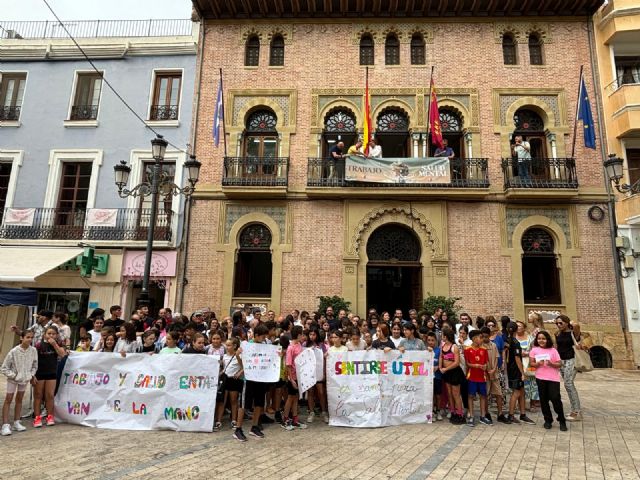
[
  {"x1": 240, "y1": 342, "x2": 281, "y2": 383},
  {"x1": 294, "y1": 348, "x2": 317, "y2": 398},
  {"x1": 55, "y1": 352, "x2": 218, "y2": 432},
  {"x1": 327, "y1": 350, "x2": 434, "y2": 428},
  {"x1": 345, "y1": 155, "x2": 450, "y2": 184}
]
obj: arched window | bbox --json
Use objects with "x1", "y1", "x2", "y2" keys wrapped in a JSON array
[
  {"x1": 245, "y1": 35, "x2": 260, "y2": 66},
  {"x1": 234, "y1": 223, "x2": 273, "y2": 297},
  {"x1": 385, "y1": 34, "x2": 400, "y2": 65},
  {"x1": 376, "y1": 108, "x2": 409, "y2": 132},
  {"x1": 376, "y1": 108, "x2": 411, "y2": 157},
  {"x1": 514, "y1": 108, "x2": 546, "y2": 158},
  {"x1": 528, "y1": 33, "x2": 543, "y2": 65},
  {"x1": 502, "y1": 33, "x2": 517, "y2": 65},
  {"x1": 410, "y1": 33, "x2": 425, "y2": 65},
  {"x1": 269, "y1": 34, "x2": 285, "y2": 66},
  {"x1": 521, "y1": 228, "x2": 560, "y2": 304},
  {"x1": 431, "y1": 108, "x2": 464, "y2": 158},
  {"x1": 243, "y1": 109, "x2": 278, "y2": 176},
  {"x1": 360, "y1": 34, "x2": 374, "y2": 66},
  {"x1": 322, "y1": 108, "x2": 357, "y2": 158},
  {"x1": 367, "y1": 224, "x2": 420, "y2": 262}
]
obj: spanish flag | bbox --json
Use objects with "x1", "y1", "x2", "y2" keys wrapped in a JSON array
[
  {"x1": 429, "y1": 78, "x2": 444, "y2": 151},
  {"x1": 363, "y1": 67, "x2": 372, "y2": 155}
]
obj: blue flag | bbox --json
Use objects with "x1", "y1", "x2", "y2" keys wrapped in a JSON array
[
  {"x1": 213, "y1": 78, "x2": 223, "y2": 147},
  {"x1": 577, "y1": 74, "x2": 596, "y2": 150}
]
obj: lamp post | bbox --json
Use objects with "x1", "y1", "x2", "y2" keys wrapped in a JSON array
[
  {"x1": 604, "y1": 153, "x2": 638, "y2": 194},
  {"x1": 114, "y1": 135, "x2": 201, "y2": 306}
]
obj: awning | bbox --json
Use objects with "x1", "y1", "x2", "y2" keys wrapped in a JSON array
[
  {"x1": 0, "y1": 247, "x2": 84, "y2": 282},
  {"x1": 0, "y1": 287, "x2": 38, "y2": 306}
]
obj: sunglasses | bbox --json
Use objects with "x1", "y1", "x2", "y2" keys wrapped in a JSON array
[{"x1": 555, "y1": 322, "x2": 565, "y2": 326}]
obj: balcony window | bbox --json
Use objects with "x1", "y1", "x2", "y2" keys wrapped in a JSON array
[
  {"x1": 54, "y1": 162, "x2": 92, "y2": 236},
  {"x1": 0, "y1": 73, "x2": 26, "y2": 121},
  {"x1": 150, "y1": 72, "x2": 181, "y2": 120},
  {"x1": 138, "y1": 161, "x2": 175, "y2": 230},
  {"x1": 70, "y1": 73, "x2": 102, "y2": 120},
  {"x1": 385, "y1": 34, "x2": 400, "y2": 65},
  {"x1": 627, "y1": 149, "x2": 640, "y2": 187},
  {"x1": 522, "y1": 228, "x2": 560, "y2": 304},
  {"x1": 376, "y1": 108, "x2": 410, "y2": 157},
  {"x1": 269, "y1": 35, "x2": 285, "y2": 66},
  {"x1": 502, "y1": 34, "x2": 517, "y2": 65},
  {"x1": 410, "y1": 33, "x2": 425, "y2": 65},
  {"x1": 322, "y1": 108, "x2": 357, "y2": 158},
  {"x1": 234, "y1": 223, "x2": 272, "y2": 297},
  {"x1": 0, "y1": 162, "x2": 12, "y2": 222},
  {"x1": 528, "y1": 33, "x2": 543, "y2": 65},
  {"x1": 615, "y1": 56, "x2": 640, "y2": 87},
  {"x1": 360, "y1": 34, "x2": 374, "y2": 66},
  {"x1": 245, "y1": 35, "x2": 260, "y2": 66}
]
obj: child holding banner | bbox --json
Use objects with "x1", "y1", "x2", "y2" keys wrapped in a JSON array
[
  {"x1": 218, "y1": 337, "x2": 243, "y2": 434},
  {"x1": 282, "y1": 326, "x2": 308, "y2": 431},
  {"x1": 33, "y1": 325, "x2": 67, "y2": 428},
  {"x1": 304, "y1": 328, "x2": 329, "y2": 424}
]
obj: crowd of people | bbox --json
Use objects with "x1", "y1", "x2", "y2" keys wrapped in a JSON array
[{"x1": 0, "y1": 303, "x2": 586, "y2": 441}]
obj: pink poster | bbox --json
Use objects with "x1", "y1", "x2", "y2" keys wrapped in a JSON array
[{"x1": 122, "y1": 250, "x2": 177, "y2": 277}]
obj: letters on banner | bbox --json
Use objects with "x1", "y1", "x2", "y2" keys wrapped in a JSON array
[
  {"x1": 344, "y1": 155, "x2": 450, "y2": 184},
  {"x1": 240, "y1": 342, "x2": 281, "y2": 383},
  {"x1": 55, "y1": 352, "x2": 218, "y2": 432},
  {"x1": 294, "y1": 348, "x2": 317, "y2": 398},
  {"x1": 327, "y1": 350, "x2": 434, "y2": 428}
]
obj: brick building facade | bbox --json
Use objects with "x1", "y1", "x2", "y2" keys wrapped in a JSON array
[{"x1": 184, "y1": 1, "x2": 634, "y2": 367}]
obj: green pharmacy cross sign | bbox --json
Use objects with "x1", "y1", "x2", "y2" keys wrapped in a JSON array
[{"x1": 76, "y1": 247, "x2": 109, "y2": 277}]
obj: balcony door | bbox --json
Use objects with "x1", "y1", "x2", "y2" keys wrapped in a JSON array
[
  {"x1": 54, "y1": 162, "x2": 92, "y2": 238},
  {"x1": 513, "y1": 108, "x2": 548, "y2": 180},
  {"x1": 243, "y1": 109, "x2": 279, "y2": 177},
  {"x1": 376, "y1": 108, "x2": 410, "y2": 158}
]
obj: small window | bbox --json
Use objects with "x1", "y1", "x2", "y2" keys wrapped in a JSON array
[
  {"x1": 614, "y1": 56, "x2": 640, "y2": 87},
  {"x1": 71, "y1": 73, "x2": 102, "y2": 120},
  {"x1": 410, "y1": 34, "x2": 425, "y2": 65},
  {"x1": 385, "y1": 34, "x2": 400, "y2": 65},
  {"x1": 627, "y1": 149, "x2": 640, "y2": 187},
  {"x1": 502, "y1": 34, "x2": 517, "y2": 65},
  {"x1": 245, "y1": 35, "x2": 260, "y2": 67},
  {"x1": 360, "y1": 34, "x2": 374, "y2": 66},
  {"x1": 0, "y1": 73, "x2": 26, "y2": 121},
  {"x1": 522, "y1": 228, "x2": 560, "y2": 304},
  {"x1": 150, "y1": 72, "x2": 181, "y2": 121},
  {"x1": 269, "y1": 35, "x2": 285, "y2": 66},
  {"x1": 528, "y1": 34, "x2": 543, "y2": 65}
]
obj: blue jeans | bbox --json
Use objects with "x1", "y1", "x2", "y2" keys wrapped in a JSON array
[{"x1": 518, "y1": 160, "x2": 531, "y2": 180}]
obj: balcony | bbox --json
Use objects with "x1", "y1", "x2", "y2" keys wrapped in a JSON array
[
  {"x1": 501, "y1": 158, "x2": 578, "y2": 196},
  {"x1": 306, "y1": 157, "x2": 489, "y2": 197},
  {"x1": 222, "y1": 157, "x2": 289, "y2": 195},
  {"x1": 0, "y1": 208, "x2": 172, "y2": 242},
  {"x1": 0, "y1": 106, "x2": 21, "y2": 121},
  {"x1": 608, "y1": 83, "x2": 640, "y2": 137},
  {"x1": 70, "y1": 105, "x2": 99, "y2": 121},
  {"x1": 150, "y1": 105, "x2": 179, "y2": 121}
]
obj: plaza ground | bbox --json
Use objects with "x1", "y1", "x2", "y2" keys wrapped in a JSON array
[{"x1": 2, "y1": 369, "x2": 640, "y2": 480}]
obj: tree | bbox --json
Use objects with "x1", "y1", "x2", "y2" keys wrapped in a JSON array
[
  {"x1": 421, "y1": 294, "x2": 462, "y2": 322},
  {"x1": 317, "y1": 295, "x2": 351, "y2": 315}
]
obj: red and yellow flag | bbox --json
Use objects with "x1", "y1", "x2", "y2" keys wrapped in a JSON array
[
  {"x1": 363, "y1": 68, "x2": 372, "y2": 155},
  {"x1": 429, "y1": 78, "x2": 444, "y2": 151}
]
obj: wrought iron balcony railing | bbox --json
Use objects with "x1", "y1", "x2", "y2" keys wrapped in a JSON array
[
  {"x1": 149, "y1": 104, "x2": 179, "y2": 121},
  {"x1": 223, "y1": 157, "x2": 289, "y2": 187},
  {"x1": 70, "y1": 105, "x2": 99, "y2": 121},
  {"x1": 306, "y1": 157, "x2": 490, "y2": 188},
  {"x1": 501, "y1": 157, "x2": 578, "y2": 189},
  {"x1": 0, "y1": 208, "x2": 172, "y2": 241},
  {"x1": 0, "y1": 106, "x2": 21, "y2": 121}
]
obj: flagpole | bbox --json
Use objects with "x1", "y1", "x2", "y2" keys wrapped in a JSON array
[
  {"x1": 571, "y1": 65, "x2": 584, "y2": 159},
  {"x1": 426, "y1": 65, "x2": 434, "y2": 157},
  {"x1": 365, "y1": 66, "x2": 369, "y2": 155},
  {"x1": 219, "y1": 68, "x2": 228, "y2": 158}
]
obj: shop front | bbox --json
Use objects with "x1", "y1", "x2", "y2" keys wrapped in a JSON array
[{"x1": 121, "y1": 250, "x2": 177, "y2": 317}]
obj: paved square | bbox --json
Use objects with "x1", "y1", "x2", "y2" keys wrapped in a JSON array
[{"x1": 2, "y1": 370, "x2": 639, "y2": 479}]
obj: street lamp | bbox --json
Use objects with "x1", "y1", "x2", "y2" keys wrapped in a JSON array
[
  {"x1": 113, "y1": 135, "x2": 201, "y2": 306},
  {"x1": 604, "y1": 153, "x2": 637, "y2": 193}
]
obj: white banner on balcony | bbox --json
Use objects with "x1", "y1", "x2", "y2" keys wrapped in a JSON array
[
  {"x1": 4, "y1": 208, "x2": 35, "y2": 226},
  {"x1": 86, "y1": 209, "x2": 118, "y2": 227},
  {"x1": 345, "y1": 155, "x2": 450, "y2": 184}
]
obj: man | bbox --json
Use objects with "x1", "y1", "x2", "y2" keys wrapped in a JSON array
[
  {"x1": 12, "y1": 310, "x2": 53, "y2": 344},
  {"x1": 434, "y1": 138, "x2": 455, "y2": 159},
  {"x1": 368, "y1": 139, "x2": 382, "y2": 158},
  {"x1": 192, "y1": 311, "x2": 207, "y2": 333},
  {"x1": 291, "y1": 309, "x2": 301, "y2": 326},
  {"x1": 253, "y1": 309, "x2": 263, "y2": 323},
  {"x1": 267, "y1": 310, "x2": 276, "y2": 322},
  {"x1": 138, "y1": 304, "x2": 150, "y2": 329},
  {"x1": 456, "y1": 312, "x2": 477, "y2": 334},
  {"x1": 512, "y1": 135, "x2": 531, "y2": 181},
  {"x1": 394, "y1": 309, "x2": 407, "y2": 325},
  {"x1": 104, "y1": 305, "x2": 124, "y2": 330},
  {"x1": 158, "y1": 307, "x2": 172, "y2": 327},
  {"x1": 347, "y1": 140, "x2": 364, "y2": 156},
  {"x1": 244, "y1": 306, "x2": 254, "y2": 324},
  {"x1": 338, "y1": 309, "x2": 348, "y2": 329},
  {"x1": 325, "y1": 307, "x2": 339, "y2": 331},
  {"x1": 328, "y1": 141, "x2": 345, "y2": 179},
  {"x1": 408, "y1": 309, "x2": 419, "y2": 326}
]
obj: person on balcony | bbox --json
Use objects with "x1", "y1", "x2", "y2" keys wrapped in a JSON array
[
  {"x1": 368, "y1": 138, "x2": 382, "y2": 159},
  {"x1": 434, "y1": 139, "x2": 455, "y2": 160},
  {"x1": 512, "y1": 135, "x2": 532, "y2": 181},
  {"x1": 327, "y1": 141, "x2": 345, "y2": 178},
  {"x1": 347, "y1": 140, "x2": 365, "y2": 157}
]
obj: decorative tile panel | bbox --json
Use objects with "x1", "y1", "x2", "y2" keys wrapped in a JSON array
[
  {"x1": 224, "y1": 205, "x2": 287, "y2": 244},
  {"x1": 506, "y1": 207, "x2": 571, "y2": 248}
]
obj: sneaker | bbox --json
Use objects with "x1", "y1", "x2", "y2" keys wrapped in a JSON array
[
  {"x1": 519, "y1": 414, "x2": 535, "y2": 425},
  {"x1": 249, "y1": 426, "x2": 265, "y2": 438},
  {"x1": 282, "y1": 419, "x2": 294, "y2": 431},
  {"x1": 46, "y1": 415, "x2": 55, "y2": 426},
  {"x1": 559, "y1": 421, "x2": 568, "y2": 432},
  {"x1": 12, "y1": 421, "x2": 26, "y2": 432},
  {"x1": 466, "y1": 416, "x2": 475, "y2": 427},
  {"x1": 32, "y1": 415, "x2": 43, "y2": 428},
  {"x1": 274, "y1": 410, "x2": 283, "y2": 424},
  {"x1": 213, "y1": 422, "x2": 222, "y2": 432},
  {"x1": 1, "y1": 424, "x2": 11, "y2": 436},
  {"x1": 507, "y1": 414, "x2": 520, "y2": 424},
  {"x1": 478, "y1": 416, "x2": 493, "y2": 426},
  {"x1": 233, "y1": 428, "x2": 247, "y2": 442},
  {"x1": 543, "y1": 421, "x2": 552, "y2": 429},
  {"x1": 446, "y1": 411, "x2": 452, "y2": 419},
  {"x1": 497, "y1": 414, "x2": 511, "y2": 424},
  {"x1": 566, "y1": 412, "x2": 582, "y2": 422},
  {"x1": 293, "y1": 420, "x2": 308, "y2": 429},
  {"x1": 485, "y1": 412, "x2": 493, "y2": 422},
  {"x1": 230, "y1": 420, "x2": 238, "y2": 430},
  {"x1": 260, "y1": 414, "x2": 275, "y2": 424},
  {"x1": 307, "y1": 411, "x2": 315, "y2": 423},
  {"x1": 322, "y1": 412, "x2": 329, "y2": 424}
]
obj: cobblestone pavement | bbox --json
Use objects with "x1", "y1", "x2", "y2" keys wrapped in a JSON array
[{"x1": 2, "y1": 369, "x2": 640, "y2": 480}]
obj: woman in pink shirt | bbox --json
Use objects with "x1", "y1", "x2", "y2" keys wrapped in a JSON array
[{"x1": 529, "y1": 330, "x2": 567, "y2": 431}]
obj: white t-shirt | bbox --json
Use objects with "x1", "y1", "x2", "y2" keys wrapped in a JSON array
[
  {"x1": 89, "y1": 329, "x2": 102, "y2": 347},
  {"x1": 369, "y1": 145, "x2": 382, "y2": 158},
  {"x1": 222, "y1": 353, "x2": 241, "y2": 377},
  {"x1": 390, "y1": 336, "x2": 403, "y2": 348}
]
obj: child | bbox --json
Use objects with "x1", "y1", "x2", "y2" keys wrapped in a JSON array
[
  {"x1": 101, "y1": 333, "x2": 117, "y2": 353},
  {"x1": 282, "y1": 325, "x2": 308, "y2": 431},
  {"x1": 235, "y1": 324, "x2": 271, "y2": 440},
  {"x1": 159, "y1": 331, "x2": 182, "y2": 354},
  {"x1": 207, "y1": 332, "x2": 226, "y2": 360},
  {"x1": 1, "y1": 330, "x2": 37, "y2": 436},
  {"x1": 399, "y1": 323, "x2": 427, "y2": 352},
  {"x1": 33, "y1": 325, "x2": 66, "y2": 428},
  {"x1": 346, "y1": 329, "x2": 366, "y2": 351},
  {"x1": 141, "y1": 330, "x2": 158, "y2": 353},
  {"x1": 328, "y1": 331, "x2": 347, "y2": 353},
  {"x1": 529, "y1": 330, "x2": 567, "y2": 431},
  {"x1": 305, "y1": 328, "x2": 329, "y2": 424},
  {"x1": 88, "y1": 317, "x2": 104, "y2": 348},
  {"x1": 115, "y1": 323, "x2": 140, "y2": 354},
  {"x1": 481, "y1": 326, "x2": 506, "y2": 423},
  {"x1": 464, "y1": 330, "x2": 492, "y2": 426},
  {"x1": 93, "y1": 326, "x2": 115, "y2": 351},
  {"x1": 505, "y1": 322, "x2": 535, "y2": 425},
  {"x1": 52, "y1": 312, "x2": 71, "y2": 349},
  {"x1": 272, "y1": 334, "x2": 290, "y2": 424},
  {"x1": 183, "y1": 333, "x2": 206, "y2": 354},
  {"x1": 75, "y1": 335, "x2": 92, "y2": 352},
  {"x1": 426, "y1": 332, "x2": 443, "y2": 421},
  {"x1": 219, "y1": 338, "x2": 243, "y2": 439}
]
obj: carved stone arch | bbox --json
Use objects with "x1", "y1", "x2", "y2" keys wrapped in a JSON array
[
  {"x1": 266, "y1": 26, "x2": 293, "y2": 45},
  {"x1": 505, "y1": 98, "x2": 557, "y2": 129},
  {"x1": 349, "y1": 206, "x2": 440, "y2": 258},
  {"x1": 319, "y1": 100, "x2": 362, "y2": 130},
  {"x1": 235, "y1": 99, "x2": 287, "y2": 128},
  {"x1": 405, "y1": 27, "x2": 432, "y2": 44},
  {"x1": 241, "y1": 27, "x2": 264, "y2": 43},
  {"x1": 372, "y1": 101, "x2": 414, "y2": 131},
  {"x1": 511, "y1": 216, "x2": 568, "y2": 254},
  {"x1": 437, "y1": 100, "x2": 468, "y2": 130},
  {"x1": 381, "y1": 26, "x2": 404, "y2": 43},
  {"x1": 229, "y1": 213, "x2": 282, "y2": 251},
  {"x1": 523, "y1": 24, "x2": 550, "y2": 44},
  {"x1": 353, "y1": 27, "x2": 379, "y2": 45}
]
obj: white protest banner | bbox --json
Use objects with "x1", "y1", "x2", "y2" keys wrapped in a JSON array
[
  {"x1": 4, "y1": 208, "x2": 35, "y2": 226},
  {"x1": 240, "y1": 342, "x2": 281, "y2": 382},
  {"x1": 327, "y1": 350, "x2": 434, "y2": 428},
  {"x1": 55, "y1": 352, "x2": 218, "y2": 432},
  {"x1": 294, "y1": 347, "x2": 317, "y2": 398},
  {"x1": 86, "y1": 208, "x2": 118, "y2": 227},
  {"x1": 314, "y1": 348, "x2": 325, "y2": 381}
]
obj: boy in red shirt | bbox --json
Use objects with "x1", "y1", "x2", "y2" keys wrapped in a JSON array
[
  {"x1": 282, "y1": 326, "x2": 308, "y2": 430},
  {"x1": 464, "y1": 330, "x2": 492, "y2": 426}
]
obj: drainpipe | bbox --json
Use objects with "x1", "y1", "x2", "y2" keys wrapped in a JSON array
[
  {"x1": 587, "y1": 16, "x2": 628, "y2": 337},
  {"x1": 176, "y1": 13, "x2": 205, "y2": 313}
]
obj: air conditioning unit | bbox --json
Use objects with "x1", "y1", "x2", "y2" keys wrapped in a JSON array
[
  {"x1": 616, "y1": 236, "x2": 631, "y2": 249},
  {"x1": 631, "y1": 231, "x2": 640, "y2": 254}
]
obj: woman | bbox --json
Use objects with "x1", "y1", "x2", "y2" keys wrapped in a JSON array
[
  {"x1": 555, "y1": 314, "x2": 582, "y2": 421},
  {"x1": 115, "y1": 323, "x2": 140, "y2": 354},
  {"x1": 528, "y1": 312, "x2": 545, "y2": 338},
  {"x1": 398, "y1": 324, "x2": 425, "y2": 351},
  {"x1": 439, "y1": 329, "x2": 465, "y2": 425},
  {"x1": 381, "y1": 311, "x2": 391, "y2": 326},
  {"x1": 368, "y1": 314, "x2": 379, "y2": 336},
  {"x1": 52, "y1": 312, "x2": 71, "y2": 349},
  {"x1": 371, "y1": 324, "x2": 395, "y2": 351},
  {"x1": 487, "y1": 317, "x2": 508, "y2": 405},
  {"x1": 457, "y1": 325, "x2": 471, "y2": 412},
  {"x1": 87, "y1": 317, "x2": 105, "y2": 348},
  {"x1": 390, "y1": 323, "x2": 403, "y2": 348},
  {"x1": 516, "y1": 320, "x2": 539, "y2": 412}
]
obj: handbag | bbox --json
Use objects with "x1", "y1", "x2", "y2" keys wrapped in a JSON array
[
  {"x1": 571, "y1": 332, "x2": 594, "y2": 373},
  {"x1": 216, "y1": 355, "x2": 234, "y2": 402}
]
